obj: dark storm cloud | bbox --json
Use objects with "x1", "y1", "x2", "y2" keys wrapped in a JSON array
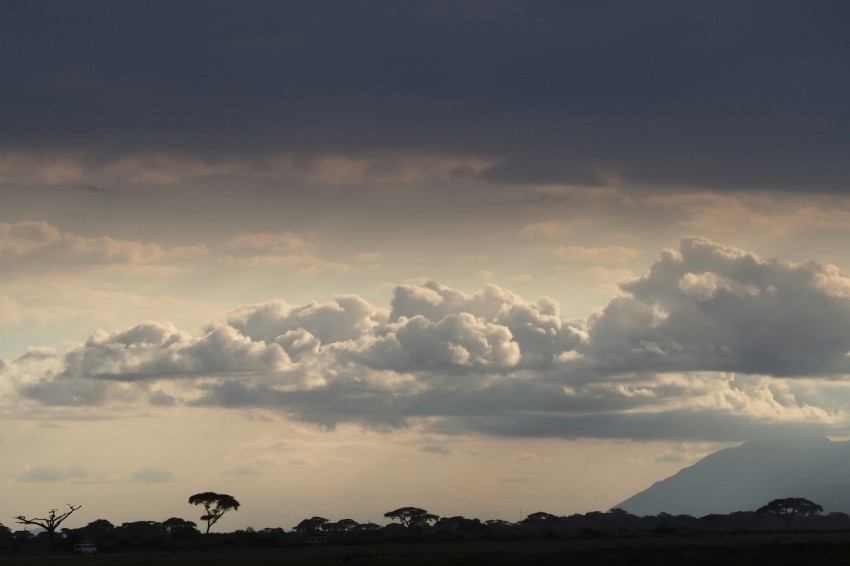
[{"x1": 2, "y1": 1, "x2": 848, "y2": 190}]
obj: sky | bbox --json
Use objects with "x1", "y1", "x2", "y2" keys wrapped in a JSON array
[{"x1": 2, "y1": 0, "x2": 850, "y2": 530}]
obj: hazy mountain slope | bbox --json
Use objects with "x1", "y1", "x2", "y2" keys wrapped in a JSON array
[{"x1": 616, "y1": 437, "x2": 850, "y2": 516}]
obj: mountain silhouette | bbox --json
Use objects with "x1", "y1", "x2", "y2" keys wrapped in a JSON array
[{"x1": 616, "y1": 436, "x2": 850, "y2": 516}]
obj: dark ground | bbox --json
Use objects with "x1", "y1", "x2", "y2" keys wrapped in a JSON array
[{"x1": 5, "y1": 532, "x2": 850, "y2": 565}]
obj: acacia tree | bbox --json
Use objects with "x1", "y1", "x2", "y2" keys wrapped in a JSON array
[
  {"x1": 14, "y1": 504, "x2": 81, "y2": 541},
  {"x1": 383, "y1": 507, "x2": 439, "y2": 529},
  {"x1": 326, "y1": 518, "x2": 360, "y2": 532},
  {"x1": 756, "y1": 497, "x2": 823, "y2": 528},
  {"x1": 293, "y1": 516, "x2": 329, "y2": 534},
  {"x1": 188, "y1": 492, "x2": 240, "y2": 534},
  {"x1": 524, "y1": 511, "x2": 558, "y2": 523}
]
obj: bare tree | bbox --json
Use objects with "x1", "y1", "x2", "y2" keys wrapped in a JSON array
[
  {"x1": 14, "y1": 504, "x2": 81, "y2": 541},
  {"x1": 188, "y1": 492, "x2": 240, "y2": 534}
]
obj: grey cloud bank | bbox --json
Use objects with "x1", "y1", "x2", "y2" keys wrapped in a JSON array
[
  {"x1": 7, "y1": 238, "x2": 850, "y2": 441},
  {"x1": 2, "y1": 1, "x2": 848, "y2": 191}
]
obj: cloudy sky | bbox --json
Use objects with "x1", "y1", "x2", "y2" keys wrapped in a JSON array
[{"x1": 3, "y1": 1, "x2": 850, "y2": 529}]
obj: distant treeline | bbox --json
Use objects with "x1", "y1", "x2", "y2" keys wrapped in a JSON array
[{"x1": 4, "y1": 505, "x2": 850, "y2": 555}]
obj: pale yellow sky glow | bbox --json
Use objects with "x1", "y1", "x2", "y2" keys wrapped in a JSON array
[{"x1": 4, "y1": 165, "x2": 850, "y2": 528}]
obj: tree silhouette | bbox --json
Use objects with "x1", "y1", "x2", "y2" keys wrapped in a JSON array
[
  {"x1": 162, "y1": 517, "x2": 200, "y2": 540},
  {"x1": 188, "y1": 492, "x2": 240, "y2": 534},
  {"x1": 326, "y1": 518, "x2": 360, "y2": 532},
  {"x1": 120, "y1": 520, "x2": 166, "y2": 541},
  {"x1": 64, "y1": 518, "x2": 114, "y2": 542},
  {"x1": 383, "y1": 507, "x2": 439, "y2": 529},
  {"x1": 756, "y1": 497, "x2": 823, "y2": 527},
  {"x1": 14, "y1": 504, "x2": 81, "y2": 541},
  {"x1": 293, "y1": 516, "x2": 329, "y2": 534},
  {"x1": 162, "y1": 517, "x2": 198, "y2": 534},
  {"x1": 524, "y1": 511, "x2": 558, "y2": 522}
]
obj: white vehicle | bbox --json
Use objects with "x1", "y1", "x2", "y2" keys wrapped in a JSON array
[{"x1": 73, "y1": 542, "x2": 97, "y2": 554}]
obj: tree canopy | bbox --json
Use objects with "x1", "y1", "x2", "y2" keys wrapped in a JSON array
[
  {"x1": 383, "y1": 507, "x2": 439, "y2": 529},
  {"x1": 325, "y1": 518, "x2": 360, "y2": 532},
  {"x1": 524, "y1": 511, "x2": 559, "y2": 522},
  {"x1": 162, "y1": 517, "x2": 198, "y2": 533},
  {"x1": 293, "y1": 516, "x2": 329, "y2": 534},
  {"x1": 188, "y1": 492, "x2": 240, "y2": 534},
  {"x1": 756, "y1": 497, "x2": 823, "y2": 527}
]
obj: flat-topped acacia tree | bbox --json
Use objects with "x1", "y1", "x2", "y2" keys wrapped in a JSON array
[
  {"x1": 756, "y1": 497, "x2": 823, "y2": 528},
  {"x1": 384, "y1": 507, "x2": 439, "y2": 529},
  {"x1": 188, "y1": 492, "x2": 240, "y2": 534}
]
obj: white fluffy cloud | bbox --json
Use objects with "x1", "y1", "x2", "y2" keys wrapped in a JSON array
[
  {"x1": 62, "y1": 321, "x2": 290, "y2": 379},
  {"x1": 229, "y1": 295, "x2": 383, "y2": 346},
  {"x1": 583, "y1": 237, "x2": 850, "y2": 376},
  {"x1": 387, "y1": 282, "x2": 581, "y2": 368},
  {"x1": 357, "y1": 312, "x2": 522, "y2": 372},
  {"x1": 6, "y1": 238, "x2": 850, "y2": 441}
]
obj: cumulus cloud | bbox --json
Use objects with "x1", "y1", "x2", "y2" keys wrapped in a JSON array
[
  {"x1": 8, "y1": 239, "x2": 850, "y2": 441},
  {"x1": 386, "y1": 282, "x2": 582, "y2": 369},
  {"x1": 19, "y1": 375, "x2": 113, "y2": 407},
  {"x1": 356, "y1": 312, "x2": 521, "y2": 373},
  {"x1": 582, "y1": 237, "x2": 850, "y2": 376},
  {"x1": 62, "y1": 321, "x2": 290, "y2": 380},
  {"x1": 230, "y1": 295, "x2": 383, "y2": 345}
]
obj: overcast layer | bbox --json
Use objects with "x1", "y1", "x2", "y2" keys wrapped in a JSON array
[{"x1": 2, "y1": 0, "x2": 849, "y2": 191}]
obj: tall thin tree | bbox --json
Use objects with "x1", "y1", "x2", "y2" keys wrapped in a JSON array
[{"x1": 188, "y1": 492, "x2": 240, "y2": 534}]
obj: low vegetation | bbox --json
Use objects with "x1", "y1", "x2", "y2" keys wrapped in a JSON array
[{"x1": 4, "y1": 496, "x2": 848, "y2": 563}]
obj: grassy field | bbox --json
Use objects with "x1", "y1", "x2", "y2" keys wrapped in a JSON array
[{"x1": 5, "y1": 532, "x2": 850, "y2": 565}]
